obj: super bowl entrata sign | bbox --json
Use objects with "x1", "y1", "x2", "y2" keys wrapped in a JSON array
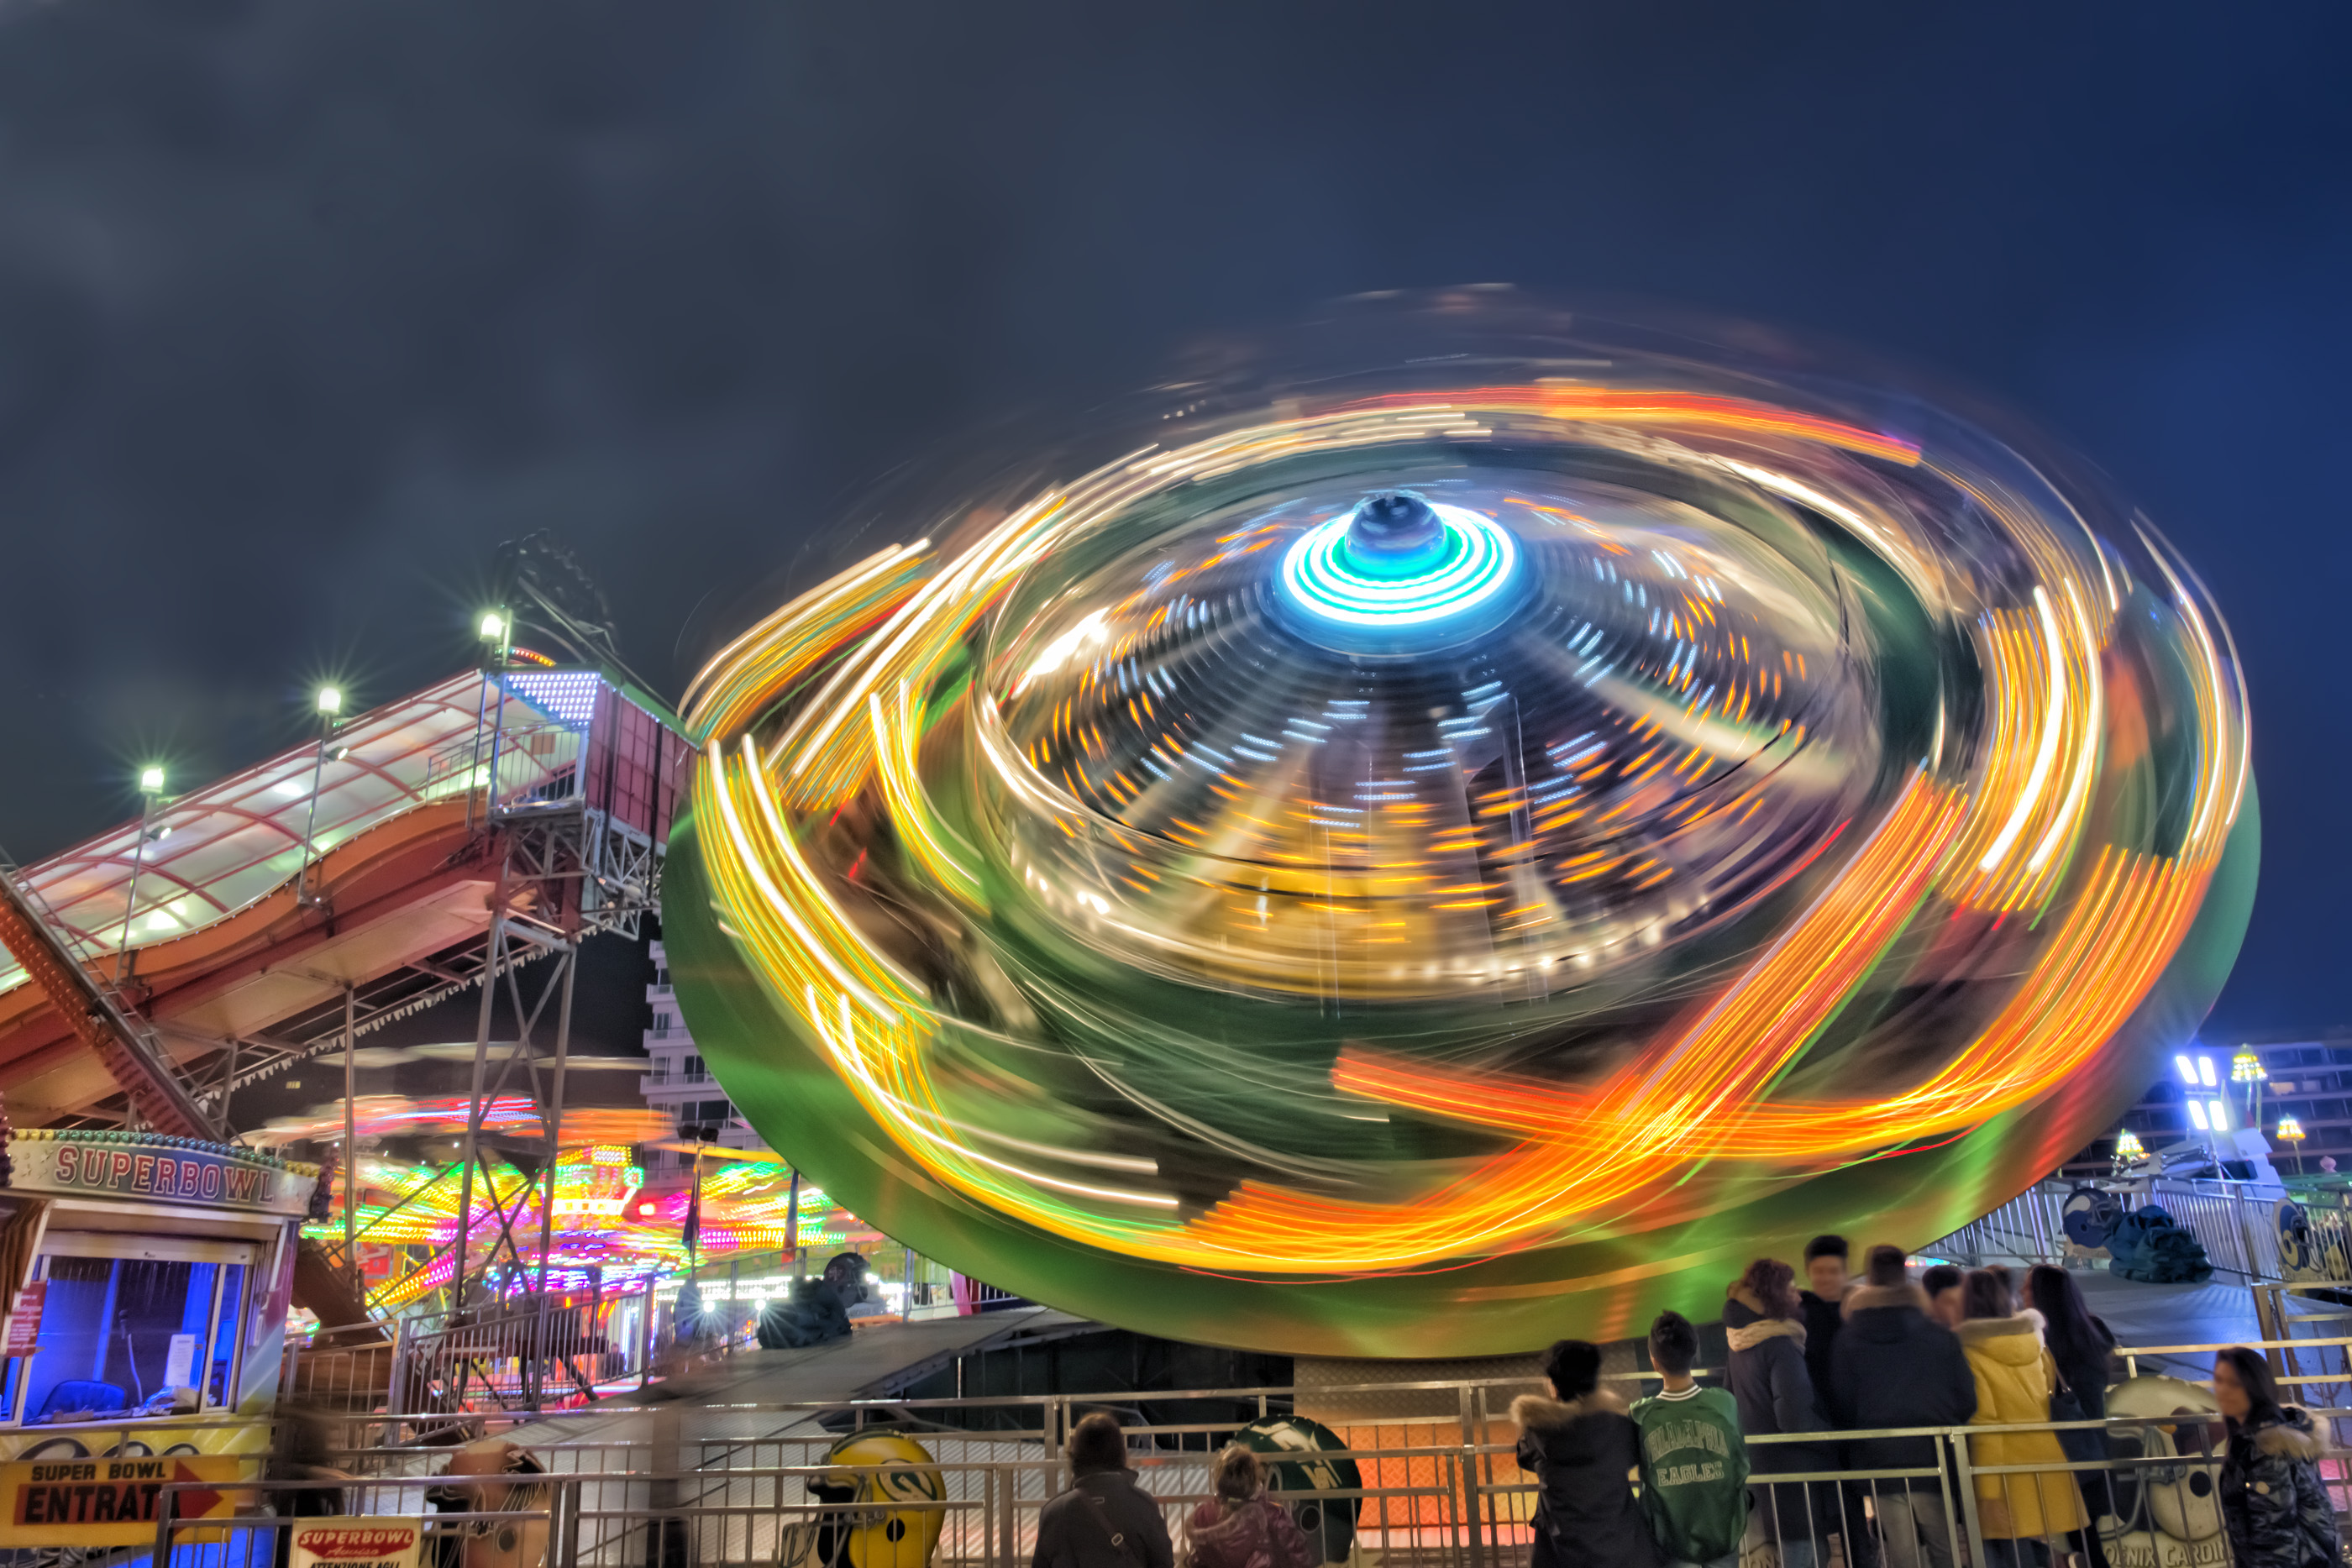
[{"x1": 7, "y1": 1130, "x2": 314, "y2": 1218}]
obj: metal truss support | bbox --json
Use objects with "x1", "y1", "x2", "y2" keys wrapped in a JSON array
[
  {"x1": 0, "y1": 853, "x2": 217, "y2": 1138},
  {"x1": 447, "y1": 806, "x2": 610, "y2": 1311}
]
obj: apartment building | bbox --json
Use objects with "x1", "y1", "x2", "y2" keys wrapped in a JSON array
[
  {"x1": 638, "y1": 939, "x2": 763, "y2": 1170},
  {"x1": 2109, "y1": 1031, "x2": 2352, "y2": 1172}
]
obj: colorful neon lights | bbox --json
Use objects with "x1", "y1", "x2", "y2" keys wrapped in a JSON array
[
  {"x1": 1278, "y1": 501, "x2": 1520, "y2": 631},
  {"x1": 666, "y1": 301, "x2": 2255, "y2": 1355}
]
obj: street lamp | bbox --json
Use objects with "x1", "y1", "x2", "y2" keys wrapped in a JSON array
[
  {"x1": 469, "y1": 609, "x2": 515, "y2": 836},
  {"x1": 2278, "y1": 1115, "x2": 2307, "y2": 1176},
  {"x1": 297, "y1": 687, "x2": 346, "y2": 905},
  {"x1": 114, "y1": 765, "x2": 168, "y2": 982},
  {"x1": 2234, "y1": 1047, "x2": 2268, "y2": 1136}
]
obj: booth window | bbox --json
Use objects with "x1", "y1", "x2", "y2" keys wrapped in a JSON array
[{"x1": 5, "y1": 1241, "x2": 254, "y2": 1425}]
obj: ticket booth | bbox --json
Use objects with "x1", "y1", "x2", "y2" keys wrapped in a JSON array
[{"x1": 0, "y1": 1127, "x2": 319, "y2": 1460}]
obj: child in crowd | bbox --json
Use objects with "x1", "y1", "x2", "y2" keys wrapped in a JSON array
[
  {"x1": 1182, "y1": 1445, "x2": 1314, "y2": 1568},
  {"x1": 1629, "y1": 1311, "x2": 1750, "y2": 1568}
]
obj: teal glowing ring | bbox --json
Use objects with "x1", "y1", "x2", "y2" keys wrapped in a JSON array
[{"x1": 1278, "y1": 502, "x2": 1520, "y2": 627}]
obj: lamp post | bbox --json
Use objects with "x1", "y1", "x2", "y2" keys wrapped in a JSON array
[
  {"x1": 2234, "y1": 1048, "x2": 2268, "y2": 1149},
  {"x1": 2278, "y1": 1115, "x2": 2307, "y2": 1177},
  {"x1": 297, "y1": 687, "x2": 343, "y2": 905},
  {"x1": 467, "y1": 611, "x2": 511, "y2": 831},
  {"x1": 113, "y1": 766, "x2": 167, "y2": 983}
]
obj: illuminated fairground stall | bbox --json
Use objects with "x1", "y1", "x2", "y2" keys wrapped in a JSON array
[
  {"x1": 260, "y1": 1098, "x2": 908, "y2": 1312},
  {"x1": 255, "y1": 1094, "x2": 953, "y2": 1412},
  {"x1": 0, "y1": 1127, "x2": 318, "y2": 1457}
]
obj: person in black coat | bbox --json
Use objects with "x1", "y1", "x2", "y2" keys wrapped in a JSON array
[
  {"x1": 1800, "y1": 1235, "x2": 1880, "y2": 1568},
  {"x1": 2213, "y1": 1347, "x2": 2340, "y2": 1568},
  {"x1": 1726, "y1": 1260, "x2": 1834, "y2": 1568},
  {"x1": 1032, "y1": 1413, "x2": 1175, "y2": 1568},
  {"x1": 1798, "y1": 1235, "x2": 1851, "y2": 1397},
  {"x1": 757, "y1": 1252, "x2": 868, "y2": 1349},
  {"x1": 1509, "y1": 1339, "x2": 1660, "y2": 1568},
  {"x1": 1829, "y1": 1247, "x2": 1978, "y2": 1568},
  {"x1": 2027, "y1": 1264, "x2": 2119, "y2": 1568}
]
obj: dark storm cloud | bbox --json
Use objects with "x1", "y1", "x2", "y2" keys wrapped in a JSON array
[{"x1": 0, "y1": 0, "x2": 2345, "y2": 1031}]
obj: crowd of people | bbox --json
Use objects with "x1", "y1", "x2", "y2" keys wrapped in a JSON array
[
  {"x1": 1505, "y1": 1235, "x2": 2343, "y2": 1568},
  {"x1": 1026, "y1": 1235, "x2": 2343, "y2": 1568}
]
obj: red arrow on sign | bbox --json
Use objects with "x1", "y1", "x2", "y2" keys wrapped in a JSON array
[{"x1": 171, "y1": 1460, "x2": 222, "y2": 1520}]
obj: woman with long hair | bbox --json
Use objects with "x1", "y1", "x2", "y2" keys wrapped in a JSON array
[
  {"x1": 1956, "y1": 1269, "x2": 2085, "y2": 1566},
  {"x1": 1182, "y1": 1446, "x2": 1315, "y2": 1568},
  {"x1": 1725, "y1": 1259, "x2": 1831, "y2": 1568},
  {"x1": 2213, "y1": 1345, "x2": 2339, "y2": 1568},
  {"x1": 2024, "y1": 1265, "x2": 2118, "y2": 1568}
]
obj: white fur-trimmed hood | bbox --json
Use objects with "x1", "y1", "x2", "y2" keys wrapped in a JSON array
[{"x1": 1726, "y1": 1316, "x2": 1806, "y2": 1353}]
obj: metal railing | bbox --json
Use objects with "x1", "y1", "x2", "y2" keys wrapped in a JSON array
[
  {"x1": 244, "y1": 1299, "x2": 2352, "y2": 1568},
  {"x1": 144, "y1": 1397, "x2": 2333, "y2": 1568},
  {"x1": 286, "y1": 1253, "x2": 973, "y2": 1418},
  {"x1": 1926, "y1": 1174, "x2": 2327, "y2": 1281}
]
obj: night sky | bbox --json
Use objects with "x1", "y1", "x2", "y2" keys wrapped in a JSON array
[{"x1": 0, "y1": 3, "x2": 2344, "y2": 1035}]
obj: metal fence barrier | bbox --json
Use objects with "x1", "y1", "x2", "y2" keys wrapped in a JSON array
[
  {"x1": 1925, "y1": 1174, "x2": 2352, "y2": 1284},
  {"x1": 112, "y1": 1327, "x2": 2352, "y2": 1567},
  {"x1": 139, "y1": 1413, "x2": 2306, "y2": 1568},
  {"x1": 287, "y1": 1252, "x2": 981, "y2": 1420}
]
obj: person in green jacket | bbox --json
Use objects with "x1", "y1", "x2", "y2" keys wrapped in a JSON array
[{"x1": 1630, "y1": 1311, "x2": 1751, "y2": 1568}]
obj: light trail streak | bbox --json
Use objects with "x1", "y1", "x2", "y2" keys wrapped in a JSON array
[{"x1": 671, "y1": 341, "x2": 2252, "y2": 1335}]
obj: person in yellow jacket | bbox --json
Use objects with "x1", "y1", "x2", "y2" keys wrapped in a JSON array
[{"x1": 1954, "y1": 1270, "x2": 2088, "y2": 1566}]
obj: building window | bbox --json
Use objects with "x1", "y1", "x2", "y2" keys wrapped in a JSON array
[{"x1": 9, "y1": 1248, "x2": 252, "y2": 1423}]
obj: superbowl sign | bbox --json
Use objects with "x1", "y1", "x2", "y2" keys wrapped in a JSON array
[
  {"x1": 9, "y1": 1133, "x2": 312, "y2": 1218},
  {"x1": 2, "y1": 1455, "x2": 243, "y2": 1546},
  {"x1": 290, "y1": 1518, "x2": 425, "y2": 1568}
]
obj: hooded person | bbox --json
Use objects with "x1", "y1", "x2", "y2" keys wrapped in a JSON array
[
  {"x1": 2213, "y1": 1345, "x2": 2340, "y2": 1568},
  {"x1": 1180, "y1": 1445, "x2": 1315, "y2": 1568},
  {"x1": 758, "y1": 1252, "x2": 868, "y2": 1350},
  {"x1": 1032, "y1": 1412, "x2": 1175, "y2": 1568},
  {"x1": 1827, "y1": 1246, "x2": 1977, "y2": 1568},
  {"x1": 1725, "y1": 1259, "x2": 1834, "y2": 1568},
  {"x1": 1509, "y1": 1339, "x2": 1661, "y2": 1568},
  {"x1": 1954, "y1": 1269, "x2": 2087, "y2": 1564}
]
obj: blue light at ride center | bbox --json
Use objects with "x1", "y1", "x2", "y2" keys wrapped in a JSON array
[{"x1": 1278, "y1": 501, "x2": 1521, "y2": 629}]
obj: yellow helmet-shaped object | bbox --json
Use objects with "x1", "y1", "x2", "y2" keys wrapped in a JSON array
[{"x1": 780, "y1": 1430, "x2": 945, "y2": 1568}]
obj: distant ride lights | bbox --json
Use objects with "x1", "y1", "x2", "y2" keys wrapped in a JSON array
[{"x1": 668, "y1": 295, "x2": 2256, "y2": 1356}]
